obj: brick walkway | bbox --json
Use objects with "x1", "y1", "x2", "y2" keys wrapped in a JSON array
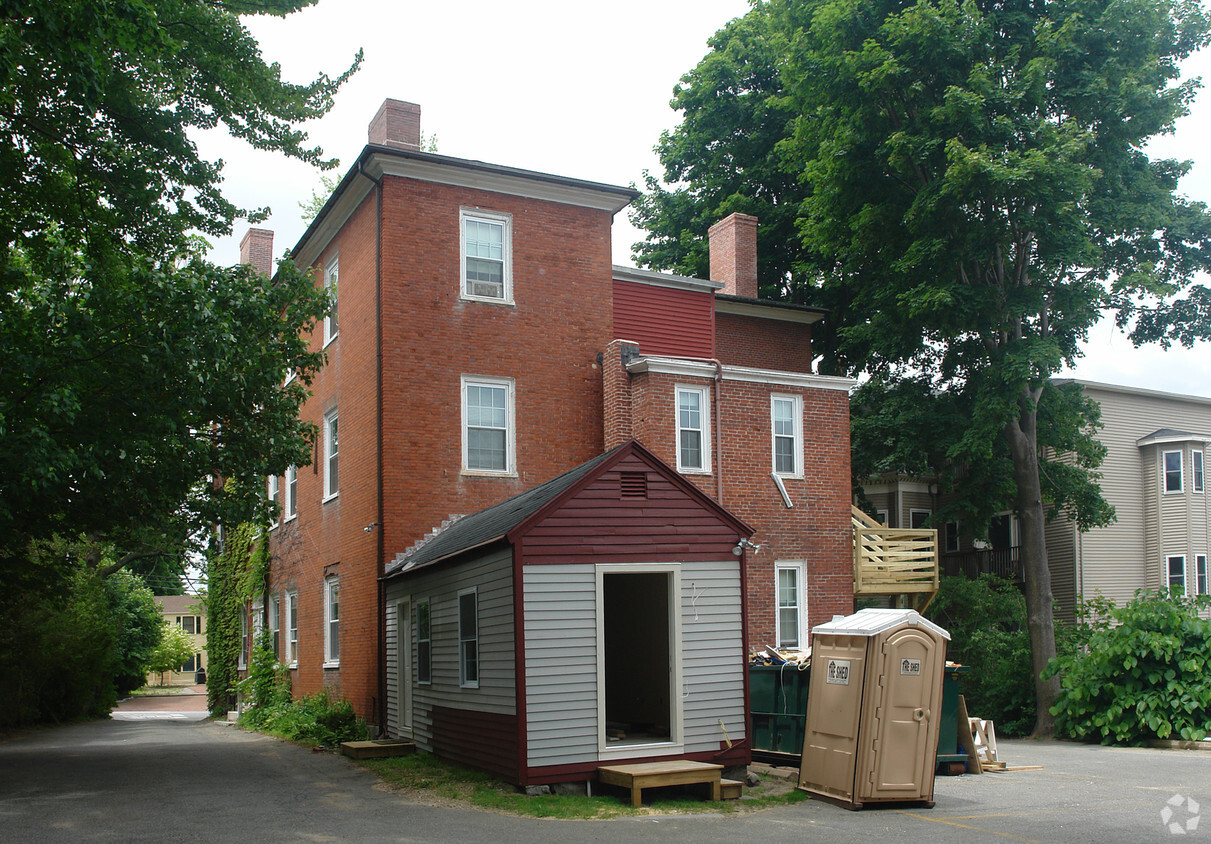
[{"x1": 113, "y1": 686, "x2": 209, "y2": 713}]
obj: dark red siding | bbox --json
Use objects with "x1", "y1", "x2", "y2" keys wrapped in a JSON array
[
  {"x1": 613, "y1": 279, "x2": 714, "y2": 359},
  {"x1": 431, "y1": 705, "x2": 519, "y2": 783}
]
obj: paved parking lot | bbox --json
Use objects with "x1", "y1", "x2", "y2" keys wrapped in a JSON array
[{"x1": 0, "y1": 716, "x2": 1206, "y2": 842}]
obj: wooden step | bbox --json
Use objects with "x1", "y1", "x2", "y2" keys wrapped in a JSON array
[
  {"x1": 720, "y1": 778, "x2": 743, "y2": 800},
  {"x1": 340, "y1": 739, "x2": 416, "y2": 760},
  {"x1": 598, "y1": 760, "x2": 723, "y2": 807}
]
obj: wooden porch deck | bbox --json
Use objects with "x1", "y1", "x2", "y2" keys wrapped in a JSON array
[{"x1": 852, "y1": 506, "x2": 940, "y2": 611}]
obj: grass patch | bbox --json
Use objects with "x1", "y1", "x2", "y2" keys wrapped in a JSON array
[{"x1": 358, "y1": 752, "x2": 808, "y2": 819}]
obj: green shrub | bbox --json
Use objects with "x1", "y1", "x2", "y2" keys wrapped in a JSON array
[
  {"x1": 925, "y1": 575, "x2": 1037, "y2": 735},
  {"x1": 1046, "y1": 589, "x2": 1211, "y2": 744},
  {"x1": 240, "y1": 690, "x2": 369, "y2": 746}
]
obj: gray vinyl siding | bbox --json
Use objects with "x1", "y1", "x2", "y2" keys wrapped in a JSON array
[
  {"x1": 523, "y1": 560, "x2": 746, "y2": 768},
  {"x1": 384, "y1": 546, "x2": 515, "y2": 752},
  {"x1": 385, "y1": 599, "x2": 399, "y2": 736},
  {"x1": 523, "y1": 564, "x2": 598, "y2": 767},
  {"x1": 1074, "y1": 385, "x2": 1211, "y2": 609},
  {"x1": 680, "y1": 560, "x2": 747, "y2": 753}
]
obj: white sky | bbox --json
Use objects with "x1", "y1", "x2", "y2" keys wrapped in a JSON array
[{"x1": 200, "y1": 0, "x2": 1211, "y2": 399}]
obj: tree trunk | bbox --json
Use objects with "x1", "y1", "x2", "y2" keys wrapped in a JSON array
[{"x1": 1003, "y1": 395, "x2": 1060, "y2": 738}]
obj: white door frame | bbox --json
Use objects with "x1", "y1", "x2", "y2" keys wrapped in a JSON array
[{"x1": 394, "y1": 598, "x2": 413, "y2": 736}]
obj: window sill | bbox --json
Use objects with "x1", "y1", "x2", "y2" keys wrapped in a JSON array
[
  {"x1": 598, "y1": 741, "x2": 683, "y2": 762},
  {"x1": 459, "y1": 293, "x2": 515, "y2": 307},
  {"x1": 322, "y1": 333, "x2": 338, "y2": 350},
  {"x1": 461, "y1": 469, "x2": 517, "y2": 479},
  {"x1": 459, "y1": 682, "x2": 480, "y2": 690},
  {"x1": 678, "y1": 467, "x2": 712, "y2": 476},
  {"x1": 322, "y1": 492, "x2": 339, "y2": 504},
  {"x1": 288, "y1": 662, "x2": 298, "y2": 669},
  {"x1": 322, "y1": 661, "x2": 340, "y2": 670},
  {"x1": 284, "y1": 514, "x2": 298, "y2": 523},
  {"x1": 773, "y1": 471, "x2": 804, "y2": 481}
]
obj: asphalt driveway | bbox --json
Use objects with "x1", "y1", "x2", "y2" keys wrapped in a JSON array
[{"x1": 0, "y1": 715, "x2": 1206, "y2": 843}]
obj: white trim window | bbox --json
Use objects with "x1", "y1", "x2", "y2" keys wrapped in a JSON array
[
  {"x1": 771, "y1": 394, "x2": 804, "y2": 477},
  {"x1": 1194, "y1": 450, "x2": 1204, "y2": 494},
  {"x1": 284, "y1": 465, "x2": 298, "y2": 521},
  {"x1": 323, "y1": 407, "x2": 339, "y2": 500},
  {"x1": 458, "y1": 588, "x2": 479, "y2": 688},
  {"x1": 1167, "y1": 555, "x2": 1186, "y2": 594},
  {"x1": 323, "y1": 255, "x2": 339, "y2": 346},
  {"x1": 461, "y1": 376, "x2": 515, "y2": 475},
  {"x1": 775, "y1": 561, "x2": 808, "y2": 649},
  {"x1": 1164, "y1": 450, "x2": 1183, "y2": 493},
  {"x1": 910, "y1": 509, "x2": 932, "y2": 530},
  {"x1": 286, "y1": 590, "x2": 298, "y2": 666},
  {"x1": 269, "y1": 595, "x2": 280, "y2": 659},
  {"x1": 267, "y1": 475, "x2": 279, "y2": 528},
  {"x1": 416, "y1": 598, "x2": 431, "y2": 685},
  {"x1": 1197, "y1": 555, "x2": 1208, "y2": 596},
  {"x1": 239, "y1": 611, "x2": 248, "y2": 670},
  {"x1": 324, "y1": 577, "x2": 340, "y2": 667},
  {"x1": 675, "y1": 385, "x2": 711, "y2": 474},
  {"x1": 460, "y1": 208, "x2": 512, "y2": 303}
]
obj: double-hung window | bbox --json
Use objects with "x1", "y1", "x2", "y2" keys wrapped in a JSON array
[
  {"x1": 1164, "y1": 450, "x2": 1183, "y2": 493},
  {"x1": 269, "y1": 596, "x2": 280, "y2": 659},
  {"x1": 324, "y1": 577, "x2": 340, "y2": 667},
  {"x1": 286, "y1": 591, "x2": 298, "y2": 666},
  {"x1": 267, "y1": 475, "x2": 279, "y2": 528},
  {"x1": 1194, "y1": 450, "x2": 1205, "y2": 494},
  {"x1": 775, "y1": 562, "x2": 807, "y2": 649},
  {"x1": 416, "y1": 599, "x2": 431, "y2": 685},
  {"x1": 771, "y1": 394, "x2": 803, "y2": 477},
  {"x1": 675, "y1": 386, "x2": 710, "y2": 473},
  {"x1": 461, "y1": 209, "x2": 512, "y2": 303},
  {"x1": 284, "y1": 465, "x2": 298, "y2": 520},
  {"x1": 1197, "y1": 555, "x2": 1208, "y2": 595},
  {"x1": 461, "y1": 376, "x2": 515, "y2": 475},
  {"x1": 323, "y1": 408, "x2": 339, "y2": 500},
  {"x1": 1167, "y1": 555, "x2": 1186, "y2": 594},
  {"x1": 323, "y1": 256, "x2": 338, "y2": 345},
  {"x1": 459, "y1": 588, "x2": 479, "y2": 688}
]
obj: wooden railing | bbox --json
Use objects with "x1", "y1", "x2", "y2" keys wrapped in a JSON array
[
  {"x1": 852, "y1": 506, "x2": 940, "y2": 597},
  {"x1": 941, "y1": 547, "x2": 1023, "y2": 582}
]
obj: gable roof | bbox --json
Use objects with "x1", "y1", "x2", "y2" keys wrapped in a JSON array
[{"x1": 382, "y1": 440, "x2": 751, "y2": 580}]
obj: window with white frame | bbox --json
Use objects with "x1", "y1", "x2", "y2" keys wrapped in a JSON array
[
  {"x1": 459, "y1": 588, "x2": 479, "y2": 688},
  {"x1": 252, "y1": 599, "x2": 264, "y2": 652},
  {"x1": 177, "y1": 615, "x2": 201, "y2": 635},
  {"x1": 324, "y1": 577, "x2": 340, "y2": 666},
  {"x1": 775, "y1": 562, "x2": 807, "y2": 649},
  {"x1": 269, "y1": 595, "x2": 280, "y2": 658},
  {"x1": 675, "y1": 385, "x2": 710, "y2": 473},
  {"x1": 286, "y1": 591, "x2": 298, "y2": 666},
  {"x1": 461, "y1": 376, "x2": 514, "y2": 475},
  {"x1": 284, "y1": 465, "x2": 298, "y2": 520},
  {"x1": 1197, "y1": 555, "x2": 1208, "y2": 595},
  {"x1": 323, "y1": 408, "x2": 339, "y2": 500},
  {"x1": 1167, "y1": 555, "x2": 1186, "y2": 594},
  {"x1": 1194, "y1": 450, "x2": 1205, "y2": 494},
  {"x1": 771, "y1": 394, "x2": 803, "y2": 477},
  {"x1": 416, "y1": 599, "x2": 431, "y2": 685},
  {"x1": 460, "y1": 209, "x2": 512, "y2": 302},
  {"x1": 1164, "y1": 450, "x2": 1183, "y2": 493},
  {"x1": 323, "y1": 255, "x2": 338, "y2": 345},
  {"x1": 180, "y1": 653, "x2": 199, "y2": 674},
  {"x1": 239, "y1": 611, "x2": 248, "y2": 670},
  {"x1": 910, "y1": 509, "x2": 931, "y2": 530},
  {"x1": 267, "y1": 475, "x2": 279, "y2": 528}
]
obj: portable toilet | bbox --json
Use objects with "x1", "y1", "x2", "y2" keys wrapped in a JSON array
[{"x1": 797, "y1": 608, "x2": 950, "y2": 810}]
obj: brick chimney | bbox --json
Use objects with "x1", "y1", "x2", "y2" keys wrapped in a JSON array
[
  {"x1": 708, "y1": 212, "x2": 759, "y2": 299},
  {"x1": 239, "y1": 227, "x2": 274, "y2": 277},
  {"x1": 368, "y1": 99, "x2": 422, "y2": 150}
]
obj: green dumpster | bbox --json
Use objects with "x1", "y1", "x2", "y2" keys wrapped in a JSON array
[
  {"x1": 750, "y1": 663, "x2": 811, "y2": 755},
  {"x1": 936, "y1": 664, "x2": 970, "y2": 770}
]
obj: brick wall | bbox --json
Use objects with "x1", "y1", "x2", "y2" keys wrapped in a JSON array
[{"x1": 715, "y1": 312, "x2": 814, "y2": 373}]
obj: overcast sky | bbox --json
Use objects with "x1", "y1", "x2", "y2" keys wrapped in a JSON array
[{"x1": 200, "y1": 0, "x2": 1211, "y2": 399}]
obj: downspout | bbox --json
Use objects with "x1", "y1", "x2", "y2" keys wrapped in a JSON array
[{"x1": 361, "y1": 158, "x2": 387, "y2": 736}]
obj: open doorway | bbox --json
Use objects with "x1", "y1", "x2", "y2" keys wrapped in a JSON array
[{"x1": 599, "y1": 567, "x2": 681, "y2": 750}]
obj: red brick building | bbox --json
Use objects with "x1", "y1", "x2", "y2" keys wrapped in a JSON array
[{"x1": 252, "y1": 99, "x2": 855, "y2": 730}]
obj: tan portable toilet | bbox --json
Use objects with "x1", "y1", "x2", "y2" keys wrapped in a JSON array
[{"x1": 797, "y1": 608, "x2": 950, "y2": 810}]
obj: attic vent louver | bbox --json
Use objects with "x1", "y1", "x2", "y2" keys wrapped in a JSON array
[{"x1": 620, "y1": 472, "x2": 648, "y2": 498}]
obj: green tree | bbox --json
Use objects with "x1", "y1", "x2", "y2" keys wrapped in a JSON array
[
  {"x1": 103, "y1": 569, "x2": 163, "y2": 695},
  {"x1": 638, "y1": 0, "x2": 1211, "y2": 734},
  {"x1": 147, "y1": 619, "x2": 198, "y2": 686},
  {"x1": 1, "y1": 1, "x2": 360, "y2": 580}
]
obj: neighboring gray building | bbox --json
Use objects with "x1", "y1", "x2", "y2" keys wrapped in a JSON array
[{"x1": 1047, "y1": 380, "x2": 1210, "y2": 616}]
